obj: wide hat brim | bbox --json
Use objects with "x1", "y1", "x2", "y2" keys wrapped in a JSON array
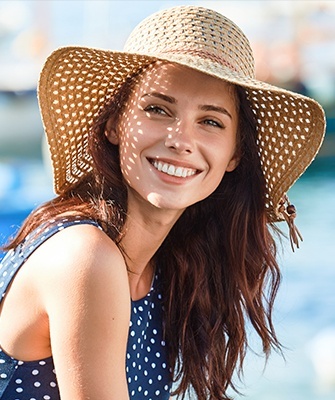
[{"x1": 37, "y1": 6, "x2": 326, "y2": 222}]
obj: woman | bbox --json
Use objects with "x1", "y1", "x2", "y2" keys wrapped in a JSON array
[{"x1": 0, "y1": 5, "x2": 325, "y2": 400}]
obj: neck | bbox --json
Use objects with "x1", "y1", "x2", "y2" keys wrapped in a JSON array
[
  {"x1": 121, "y1": 206, "x2": 181, "y2": 273},
  {"x1": 120, "y1": 194, "x2": 183, "y2": 300}
]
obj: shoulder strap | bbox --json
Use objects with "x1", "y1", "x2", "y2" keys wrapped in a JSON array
[{"x1": 0, "y1": 218, "x2": 100, "y2": 302}]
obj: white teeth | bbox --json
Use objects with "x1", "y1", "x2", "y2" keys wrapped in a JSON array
[
  {"x1": 161, "y1": 163, "x2": 168, "y2": 173},
  {"x1": 167, "y1": 165, "x2": 175, "y2": 175},
  {"x1": 175, "y1": 167, "x2": 183, "y2": 177},
  {"x1": 152, "y1": 160, "x2": 196, "y2": 178}
]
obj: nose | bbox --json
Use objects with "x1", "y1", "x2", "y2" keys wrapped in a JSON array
[{"x1": 164, "y1": 122, "x2": 194, "y2": 154}]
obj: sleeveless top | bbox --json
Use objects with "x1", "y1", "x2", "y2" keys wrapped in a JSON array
[{"x1": 0, "y1": 218, "x2": 172, "y2": 399}]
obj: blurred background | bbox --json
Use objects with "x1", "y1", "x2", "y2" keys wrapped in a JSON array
[{"x1": 0, "y1": 1, "x2": 334, "y2": 399}]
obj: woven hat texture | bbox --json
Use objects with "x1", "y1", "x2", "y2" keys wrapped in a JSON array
[{"x1": 38, "y1": 5, "x2": 326, "y2": 222}]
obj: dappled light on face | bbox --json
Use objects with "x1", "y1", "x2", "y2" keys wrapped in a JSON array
[
  {"x1": 117, "y1": 63, "x2": 173, "y2": 201},
  {"x1": 119, "y1": 106, "x2": 137, "y2": 182},
  {"x1": 115, "y1": 61, "x2": 238, "y2": 210},
  {"x1": 147, "y1": 193, "x2": 165, "y2": 208}
]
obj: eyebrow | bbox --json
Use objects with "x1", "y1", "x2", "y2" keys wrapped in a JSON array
[
  {"x1": 142, "y1": 92, "x2": 232, "y2": 119},
  {"x1": 142, "y1": 92, "x2": 176, "y2": 104},
  {"x1": 200, "y1": 104, "x2": 232, "y2": 119}
]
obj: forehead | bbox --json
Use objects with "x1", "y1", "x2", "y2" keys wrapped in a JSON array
[{"x1": 132, "y1": 62, "x2": 236, "y2": 101}]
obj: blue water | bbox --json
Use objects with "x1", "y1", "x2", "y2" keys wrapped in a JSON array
[
  {"x1": 0, "y1": 159, "x2": 53, "y2": 254},
  {"x1": 237, "y1": 164, "x2": 335, "y2": 400},
  {"x1": 0, "y1": 158, "x2": 335, "y2": 400}
]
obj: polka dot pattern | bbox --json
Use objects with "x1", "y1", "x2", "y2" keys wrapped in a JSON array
[
  {"x1": 0, "y1": 219, "x2": 171, "y2": 399},
  {"x1": 0, "y1": 350, "x2": 58, "y2": 400},
  {"x1": 126, "y1": 276, "x2": 171, "y2": 398}
]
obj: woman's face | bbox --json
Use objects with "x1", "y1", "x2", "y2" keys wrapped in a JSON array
[{"x1": 106, "y1": 63, "x2": 239, "y2": 212}]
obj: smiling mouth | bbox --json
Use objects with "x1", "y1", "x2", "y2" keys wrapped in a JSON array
[{"x1": 150, "y1": 159, "x2": 198, "y2": 178}]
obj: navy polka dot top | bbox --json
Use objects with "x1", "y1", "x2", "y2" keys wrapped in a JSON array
[{"x1": 0, "y1": 218, "x2": 172, "y2": 399}]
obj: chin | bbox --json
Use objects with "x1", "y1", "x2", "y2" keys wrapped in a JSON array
[{"x1": 146, "y1": 193, "x2": 188, "y2": 211}]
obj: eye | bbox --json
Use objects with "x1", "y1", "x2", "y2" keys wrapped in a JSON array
[
  {"x1": 202, "y1": 118, "x2": 224, "y2": 129},
  {"x1": 144, "y1": 105, "x2": 169, "y2": 116}
]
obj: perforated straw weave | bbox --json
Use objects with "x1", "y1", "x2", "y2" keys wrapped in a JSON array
[{"x1": 38, "y1": 5, "x2": 326, "y2": 222}]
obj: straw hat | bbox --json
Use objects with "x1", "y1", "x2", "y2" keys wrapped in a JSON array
[{"x1": 38, "y1": 5, "x2": 325, "y2": 222}]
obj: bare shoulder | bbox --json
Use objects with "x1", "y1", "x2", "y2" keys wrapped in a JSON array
[
  {"x1": 25, "y1": 222, "x2": 129, "y2": 301},
  {"x1": 21, "y1": 223, "x2": 131, "y2": 398},
  {"x1": 37, "y1": 222, "x2": 124, "y2": 264}
]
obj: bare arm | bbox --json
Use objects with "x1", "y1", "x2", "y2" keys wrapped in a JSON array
[{"x1": 34, "y1": 224, "x2": 131, "y2": 400}]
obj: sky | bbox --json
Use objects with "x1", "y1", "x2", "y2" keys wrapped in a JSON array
[{"x1": 0, "y1": 0, "x2": 335, "y2": 105}]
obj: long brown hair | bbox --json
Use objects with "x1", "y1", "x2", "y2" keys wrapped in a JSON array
[
  {"x1": 3, "y1": 68, "x2": 282, "y2": 399},
  {"x1": 157, "y1": 85, "x2": 282, "y2": 398}
]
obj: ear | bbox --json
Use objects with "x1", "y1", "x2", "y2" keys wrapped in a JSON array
[
  {"x1": 225, "y1": 153, "x2": 240, "y2": 172},
  {"x1": 105, "y1": 117, "x2": 119, "y2": 145}
]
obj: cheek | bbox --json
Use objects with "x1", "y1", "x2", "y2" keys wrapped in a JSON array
[
  {"x1": 203, "y1": 150, "x2": 236, "y2": 194},
  {"x1": 211, "y1": 134, "x2": 238, "y2": 173},
  {"x1": 119, "y1": 151, "x2": 132, "y2": 185},
  {"x1": 210, "y1": 168, "x2": 227, "y2": 193},
  {"x1": 209, "y1": 144, "x2": 236, "y2": 172},
  {"x1": 117, "y1": 120, "x2": 149, "y2": 184},
  {"x1": 118, "y1": 117, "x2": 137, "y2": 157},
  {"x1": 118, "y1": 131, "x2": 135, "y2": 184}
]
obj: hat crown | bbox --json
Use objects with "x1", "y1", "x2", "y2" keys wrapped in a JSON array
[{"x1": 124, "y1": 6, "x2": 255, "y2": 78}]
